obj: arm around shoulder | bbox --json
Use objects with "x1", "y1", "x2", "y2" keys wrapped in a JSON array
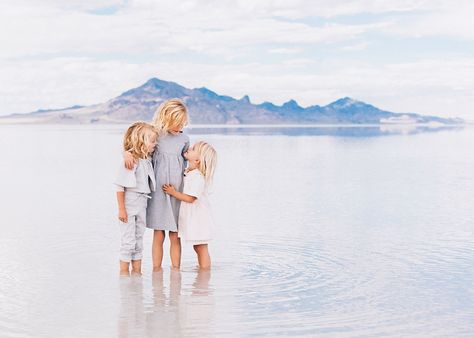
[{"x1": 123, "y1": 151, "x2": 136, "y2": 170}]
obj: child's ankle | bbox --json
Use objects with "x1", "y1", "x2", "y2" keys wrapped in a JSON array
[{"x1": 119, "y1": 269, "x2": 130, "y2": 276}]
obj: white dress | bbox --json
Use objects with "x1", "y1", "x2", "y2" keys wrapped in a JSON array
[{"x1": 178, "y1": 169, "x2": 214, "y2": 245}]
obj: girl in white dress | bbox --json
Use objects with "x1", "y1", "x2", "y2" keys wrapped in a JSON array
[{"x1": 162, "y1": 141, "x2": 217, "y2": 269}]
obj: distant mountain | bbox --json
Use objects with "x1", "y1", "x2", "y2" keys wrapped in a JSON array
[{"x1": 0, "y1": 78, "x2": 462, "y2": 124}]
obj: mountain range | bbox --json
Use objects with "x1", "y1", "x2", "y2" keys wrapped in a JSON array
[{"x1": 0, "y1": 78, "x2": 461, "y2": 125}]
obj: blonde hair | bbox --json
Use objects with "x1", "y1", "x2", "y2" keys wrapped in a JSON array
[
  {"x1": 193, "y1": 141, "x2": 217, "y2": 184},
  {"x1": 123, "y1": 122, "x2": 158, "y2": 159},
  {"x1": 152, "y1": 99, "x2": 189, "y2": 136}
]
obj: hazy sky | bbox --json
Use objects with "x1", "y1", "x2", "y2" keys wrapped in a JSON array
[{"x1": 1, "y1": 0, "x2": 473, "y2": 119}]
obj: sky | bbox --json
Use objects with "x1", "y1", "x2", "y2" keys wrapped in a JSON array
[{"x1": 1, "y1": 0, "x2": 474, "y2": 120}]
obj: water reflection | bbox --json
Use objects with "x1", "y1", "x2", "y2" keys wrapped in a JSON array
[
  {"x1": 118, "y1": 269, "x2": 214, "y2": 338},
  {"x1": 191, "y1": 269, "x2": 211, "y2": 296},
  {"x1": 144, "y1": 269, "x2": 182, "y2": 338},
  {"x1": 187, "y1": 124, "x2": 463, "y2": 136},
  {"x1": 118, "y1": 276, "x2": 145, "y2": 338},
  {"x1": 181, "y1": 269, "x2": 214, "y2": 336},
  {"x1": 2, "y1": 125, "x2": 473, "y2": 337}
]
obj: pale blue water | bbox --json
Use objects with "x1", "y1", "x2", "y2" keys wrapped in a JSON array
[{"x1": 0, "y1": 124, "x2": 473, "y2": 337}]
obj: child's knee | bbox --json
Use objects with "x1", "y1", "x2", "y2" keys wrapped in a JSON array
[
  {"x1": 153, "y1": 230, "x2": 165, "y2": 244},
  {"x1": 169, "y1": 232, "x2": 181, "y2": 244},
  {"x1": 194, "y1": 244, "x2": 207, "y2": 250}
]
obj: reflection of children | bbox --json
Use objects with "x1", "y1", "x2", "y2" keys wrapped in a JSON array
[
  {"x1": 125, "y1": 99, "x2": 189, "y2": 271},
  {"x1": 118, "y1": 276, "x2": 146, "y2": 337},
  {"x1": 163, "y1": 141, "x2": 217, "y2": 269},
  {"x1": 115, "y1": 122, "x2": 158, "y2": 275},
  {"x1": 146, "y1": 269, "x2": 183, "y2": 337}
]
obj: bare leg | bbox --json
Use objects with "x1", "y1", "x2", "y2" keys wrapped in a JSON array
[
  {"x1": 120, "y1": 260, "x2": 130, "y2": 276},
  {"x1": 131, "y1": 259, "x2": 142, "y2": 275},
  {"x1": 193, "y1": 244, "x2": 211, "y2": 270},
  {"x1": 152, "y1": 230, "x2": 165, "y2": 271},
  {"x1": 169, "y1": 231, "x2": 181, "y2": 269}
]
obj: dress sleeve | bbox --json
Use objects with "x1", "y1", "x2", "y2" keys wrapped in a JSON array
[
  {"x1": 183, "y1": 172, "x2": 205, "y2": 199},
  {"x1": 182, "y1": 135, "x2": 190, "y2": 167}
]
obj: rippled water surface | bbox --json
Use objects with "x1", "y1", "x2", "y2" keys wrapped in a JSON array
[{"x1": 1, "y1": 125, "x2": 473, "y2": 337}]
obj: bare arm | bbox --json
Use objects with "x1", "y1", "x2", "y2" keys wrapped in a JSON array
[
  {"x1": 116, "y1": 191, "x2": 128, "y2": 222},
  {"x1": 162, "y1": 184, "x2": 196, "y2": 203}
]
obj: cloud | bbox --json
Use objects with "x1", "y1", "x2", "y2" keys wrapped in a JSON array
[
  {"x1": 268, "y1": 48, "x2": 302, "y2": 55},
  {"x1": 380, "y1": 1, "x2": 474, "y2": 40},
  {"x1": 172, "y1": 0, "x2": 428, "y2": 19},
  {"x1": 4, "y1": 1, "x2": 470, "y2": 61},
  {"x1": 340, "y1": 41, "x2": 370, "y2": 51},
  {"x1": 0, "y1": 1, "x2": 392, "y2": 60}
]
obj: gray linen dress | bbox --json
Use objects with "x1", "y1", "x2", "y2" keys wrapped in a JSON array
[{"x1": 146, "y1": 132, "x2": 189, "y2": 231}]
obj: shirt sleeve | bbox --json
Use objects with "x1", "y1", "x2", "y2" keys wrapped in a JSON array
[
  {"x1": 183, "y1": 172, "x2": 205, "y2": 199},
  {"x1": 114, "y1": 163, "x2": 137, "y2": 188}
]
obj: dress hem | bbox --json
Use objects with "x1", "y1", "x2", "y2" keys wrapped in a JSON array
[{"x1": 146, "y1": 225, "x2": 178, "y2": 232}]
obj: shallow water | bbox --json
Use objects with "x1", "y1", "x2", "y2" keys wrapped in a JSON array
[{"x1": 0, "y1": 124, "x2": 473, "y2": 337}]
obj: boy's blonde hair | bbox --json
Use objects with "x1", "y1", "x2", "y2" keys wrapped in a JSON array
[
  {"x1": 194, "y1": 141, "x2": 217, "y2": 184},
  {"x1": 123, "y1": 122, "x2": 158, "y2": 159},
  {"x1": 152, "y1": 99, "x2": 189, "y2": 135}
]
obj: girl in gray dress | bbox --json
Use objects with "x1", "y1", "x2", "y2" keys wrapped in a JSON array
[{"x1": 125, "y1": 99, "x2": 189, "y2": 270}]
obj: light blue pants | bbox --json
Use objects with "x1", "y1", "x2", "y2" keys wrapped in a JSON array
[{"x1": 119, "y1": 192, "x2": 149, "y2": 262}]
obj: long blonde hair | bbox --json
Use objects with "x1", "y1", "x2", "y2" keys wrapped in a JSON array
[
  {"x1": 123, "y1": 122, "x2": 158, "y2": 159},
  {"x1": 152, "y1": 99, "x2": 189, "y2": 136},
  {"x1": 193, "y1": 141, "x2": 217, "y2": 184}
]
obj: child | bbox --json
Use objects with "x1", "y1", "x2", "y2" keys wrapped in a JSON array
[
  {"x1": 115, "y1": 122, "x2": 158, "y2": 275},
  {"x1": 125, "y1": 99, "x2": 189, "y2": 270},
  {"x1": 162, "y1": 141, "x2": 217, "y2": 270}
]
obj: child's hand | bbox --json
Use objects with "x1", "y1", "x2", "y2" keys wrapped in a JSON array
[
  {"x1": 124, "y1": 151, "x2": 135, "y2": 170},
  {"x1": 118, "y1": 209, "x2": 128, "y2": 223},
  {"x1": 162, "y1": 184, "x2": 176, "y2": 195}
]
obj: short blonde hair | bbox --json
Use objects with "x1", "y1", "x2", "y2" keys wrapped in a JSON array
[
  {"x1": 123, "y1": 122, "x2": 158, "y2": 159},
  {"x1": 193, "y1": 141, "x2": 217, "y2": 184},
  {"x1": 152, "y1": 99, "x2": 189, "y2": 135}
]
